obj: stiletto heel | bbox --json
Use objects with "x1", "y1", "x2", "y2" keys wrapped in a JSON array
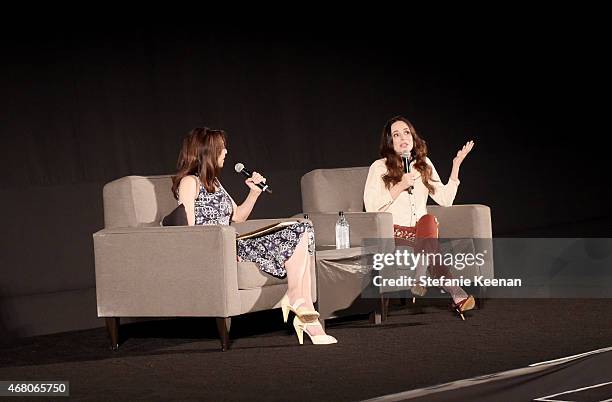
[
  {"x1": 292, "y1": 316, "x2": 337, "y2": 345},
  {"x1": 282, "y1": 304, "x2": 290, "y2": 323},
  {"x1": 280, "y1": 294, "x2": 319, "y2": 323},
  {"x1": 410, "y1": 285, "x2": 426, "y2": 305},
  {"x1": 294, "y1": 321, "x2": 305, "y2": 344},
  {"x1": 451, "y1": 295, "x2": 475, "y2": 320}
]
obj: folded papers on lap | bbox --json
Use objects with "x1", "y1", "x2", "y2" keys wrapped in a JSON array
[
  {"x1": 161, "y1": 206, "x2": 298, "y2": 239},
  {"x1": 236, "y1": 221, "x2": 299, "y2": 240}
]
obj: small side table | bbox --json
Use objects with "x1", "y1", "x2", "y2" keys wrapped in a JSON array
[{"x1": 315, "y1": 245, "x2": 388, "y2": 324}]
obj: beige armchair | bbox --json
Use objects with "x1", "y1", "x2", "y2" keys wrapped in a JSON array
[
  {"x1": 300, "y1": 167, "x2": 494, "y2": 317},
  {"x1": 93, "y1": 175, "x2": 315, "y2": 351}
]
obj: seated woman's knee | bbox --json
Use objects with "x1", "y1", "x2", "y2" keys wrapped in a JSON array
[{"x1": 418, "y1": 214, "x2": 437, "y2": 227}]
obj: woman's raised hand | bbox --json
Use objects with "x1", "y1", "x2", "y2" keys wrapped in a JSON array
[{"x1": 453, "y1": 140, "x2": 475, "y2": 165}]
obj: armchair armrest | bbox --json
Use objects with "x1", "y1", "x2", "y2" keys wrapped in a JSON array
[
  {"x1": 427, "y1": 204, "x2": 494, "y2": 280},
  {"x1": 92, "y1": 225, "x2": 241, "y2": 318},
  {"x1": 427, "y1": 204, "x2": 492, "y2": 238}
]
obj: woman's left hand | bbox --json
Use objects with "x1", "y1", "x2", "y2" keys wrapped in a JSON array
[
  {"x1": 453, "y1": 140, "x2": 475, "y2": 165},
  {"x1": 245, "y1": 171, "x2": 266, "y2": 193}
]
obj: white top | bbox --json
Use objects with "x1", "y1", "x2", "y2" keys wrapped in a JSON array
[{"x1": 363, "y1": 157, "x2": 460, "y2": 226}]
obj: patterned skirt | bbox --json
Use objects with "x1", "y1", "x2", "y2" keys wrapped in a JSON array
[
  {"x1": 394, "y1": 224, "x2": 416, "y2": 247},
  {"x1": 236, "y1": 221, "x2": 314, "y2": 278}
]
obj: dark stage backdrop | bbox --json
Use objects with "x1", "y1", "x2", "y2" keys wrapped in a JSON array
[{"x1": 0, "y1": 26, "x2": 608, "y2": 338}]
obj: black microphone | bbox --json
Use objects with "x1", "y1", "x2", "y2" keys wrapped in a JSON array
[
  {"x1": 234, "y1": 163, "x2": 272, "y2": 194},
  {"x1": 401, "y1": 151, "x2": 413, "y2": 194}
]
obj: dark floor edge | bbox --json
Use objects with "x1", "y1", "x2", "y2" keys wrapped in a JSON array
[{"x1": 361, "y1": 346, "x2": 612, "y2": 402}]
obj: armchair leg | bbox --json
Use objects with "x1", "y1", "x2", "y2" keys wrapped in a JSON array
[
  {"x1": 369, "y1": 295, "x2": 388, "y2": 325},
  {"x1": 369, "y1": 311, "x2": 382, "y2": 325},
  {"x1": 477, "y1": 287, "x2": 488, "y2": 309},
  {"x1": 216, "y1": 317, "x2": 231, "y2": 351},
  {"x1": 105, "y1": 317, "x2": 120, "y2": 351},
  {"x1": 381, "y1": 295, "x2": 389, "y2": 321}
]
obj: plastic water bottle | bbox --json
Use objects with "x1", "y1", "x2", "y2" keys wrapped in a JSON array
[{"x1": 335, "y1": 211, "x2": 350, "y2": 249}]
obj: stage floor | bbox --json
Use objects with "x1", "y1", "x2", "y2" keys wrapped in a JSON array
[{"x1": 1, "y1": 299, "x2": 611, "y2": 401}]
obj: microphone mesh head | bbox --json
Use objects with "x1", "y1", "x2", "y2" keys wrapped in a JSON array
[
  {"x1": 234, "y1": 163, "x2": 244, "y2": 173},
  {"x1": 401, "y1": 151, "x2": 410, "y2": 159}
]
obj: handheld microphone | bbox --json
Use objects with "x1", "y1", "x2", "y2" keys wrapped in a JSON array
[
  {"x1": 234, "y1": 163, "x2": 272, "y2": 194},
  {"x1": 401, "y1": 151, "x2": 413, "y2": 194}
]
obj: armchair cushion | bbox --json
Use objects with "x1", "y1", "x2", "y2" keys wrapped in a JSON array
[
  {"x1": 301, "y1": 167, "x2": 370, "y2": 213},
  {"x1": 237, "y1": 261, "x2": 287, "y2": 289}
]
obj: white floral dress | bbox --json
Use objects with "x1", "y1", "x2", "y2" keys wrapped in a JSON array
[{"x1": 194, "y1": 178, "x2": 314, "y2": 278}]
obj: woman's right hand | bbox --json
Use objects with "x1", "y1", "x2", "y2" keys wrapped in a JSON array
[
  {"x1": 399, "y1": 173, "x2": 416, "y2": 191},
  {"x1": 245, "y1": 171, "x2": 266, "y2": 194}
]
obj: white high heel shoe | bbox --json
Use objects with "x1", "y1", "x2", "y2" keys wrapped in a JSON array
[
  {"x1": 280, "y1": 294, "x2": 319, "y2": 323},
  {"x1": 292, "y1": 316, "x2": 338, "y2": 345}
]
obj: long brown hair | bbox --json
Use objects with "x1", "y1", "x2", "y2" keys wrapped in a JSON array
[
  {"x1": 171, "y1": 127, "x2": 227, "y2": 199},
  {"x1": 380, "y1": 116, "x2": 436, "y2": 194}
]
